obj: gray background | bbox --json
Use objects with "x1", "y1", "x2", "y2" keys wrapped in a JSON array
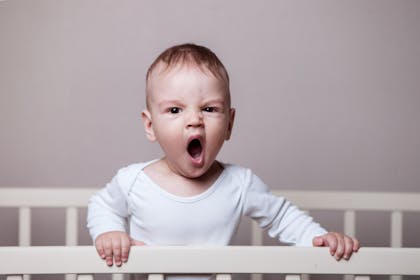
[{"x1": 0, "y1": 0, "x2": 419, "y2": 258}]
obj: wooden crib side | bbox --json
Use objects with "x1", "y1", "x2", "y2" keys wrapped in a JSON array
[
  {"x1": 1, "y1": 246, "x2": 420, "y2": 280},
  {"x1": 1, "y1": 188, "x2": 420, "y2": 280}
]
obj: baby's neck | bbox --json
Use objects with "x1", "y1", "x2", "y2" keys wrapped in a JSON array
[{"x1": 143, "y1": 159, "x2": 223, "y2": 197}]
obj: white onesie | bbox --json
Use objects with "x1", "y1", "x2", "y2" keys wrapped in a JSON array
[{"x1": 87, "y1": 160, "x2": 326, "y2": 247}]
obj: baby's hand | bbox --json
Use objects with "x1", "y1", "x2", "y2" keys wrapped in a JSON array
[
  {"x1": 95, "y1": 231, "x2": 146, "y2": 266},
  {"x1": 312, "y1": 232, "x2": 360, "y2": 261}
]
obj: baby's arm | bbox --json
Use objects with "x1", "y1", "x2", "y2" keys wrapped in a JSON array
[
  {"x1": 95, "y1": 231, "x2": 145, "y2": 266},
  {"x1": 88, "y1": 166, "x2": 146, "y2": 266},
  {"x1": 313, "y1": 232, "x2": 360, "y2": 260},
  {"x1": 242, "y1": 171, "x2": 360, "y2": 260}
]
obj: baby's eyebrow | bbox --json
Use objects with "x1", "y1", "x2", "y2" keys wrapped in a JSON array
[
  {"x1": 158, "y1": 100, "x2": 183, "y2": 108},
  {"x1": 204, "y1": 99, "x2": 225, "y2": 106}
]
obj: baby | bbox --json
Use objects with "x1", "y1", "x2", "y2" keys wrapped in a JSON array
[{"x1": 87, "y1": 43, "x2": 359, "y2": 268}]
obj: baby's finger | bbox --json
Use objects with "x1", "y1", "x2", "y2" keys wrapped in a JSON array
[
  {"x1": 333, "y1": 233, "x2": 345, "y2": 260},
  {"x1": 343, "y1": 236, "x2": 354, "y2": 260},
  {"x1": 112, "y1": 238, "x2": 122, "y2": 267},
  {"x1": 103, "y1": 238, "x2": 114, "y2": 266},
  {"x1": 325, "y1": 233, "x2": 338, "y2": 257},
  {"x1": 312, "y1": 236, "x2": 325, "y2": 247},
  {"x1": 121, "y1": 236, "x2": 131, "y2": 263},
  {"x1": 131, "y1": 239, "x2": 147, "y2": 246},
  {"x1": 353, "y1": 238, "x2": 360, "y2": 252},
  {"x1": 95, "y1": 238, "x2": 106, "y2": 259}
]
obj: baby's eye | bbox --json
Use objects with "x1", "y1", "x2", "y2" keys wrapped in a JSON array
[
  {"x1": 203, "y1": 107, "x2": 216, "y2": 113},
  {"x1": 169, "y1": 107, "x2": 181, "y2": 114}
]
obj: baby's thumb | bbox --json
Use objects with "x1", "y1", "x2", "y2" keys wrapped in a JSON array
[
  {"x1": 130, "y1": 239, "x2": 146, "y2": 246},
  {"x1": 312, "y1": 236, "x2": 325, "y2": 247}
]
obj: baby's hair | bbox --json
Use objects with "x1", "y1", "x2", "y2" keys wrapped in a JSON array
[{"x1": 145, "y1": 43, "x2": 230, "y2": 108}]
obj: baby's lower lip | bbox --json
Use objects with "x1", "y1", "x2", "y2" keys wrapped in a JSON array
[{"x1": 188, "y1": 149, "x2": 204, "y2": 166}]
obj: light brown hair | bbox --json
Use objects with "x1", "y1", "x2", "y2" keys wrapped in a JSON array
[{"x1": 145, "y1": 43, "x2": 230, "y2": 108}]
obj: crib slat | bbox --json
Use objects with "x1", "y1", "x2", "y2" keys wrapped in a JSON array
[
  {"x1": 391, "y1": 211, "x2": 402, "y2": 247},
  {"x1": 77, "y1": 275, "x2": 94, "y2": 280},
  {"x1": 6, "y1": 276, "x2": 23, "y2": 280},
  {"x1": 65, "y1": 207, "x2": 79, "y2": 280},
  {"x1": 251, "y1": 220, "x2": 263, "y2": 246},
  {"x1": 354, "y1": 276, "x2": 370, "y2": 280},
  {"x1": 112, "y1": 274, "x2": 124, "y2": 280},
  {"x1": 285, "y1": 275, "x2": 301, "y2": 280},
  {"x1": 301, "y1": 211, "x2": 310, "y2": 280},
  {"x1": 301, "y1": 274, "x2": 309, "y2": 280},
  {"x1": 66, "y1": 207, "x2": 78, "y2": 245},
  {"x1": 343, "y1": 211, "x2": 356, "y2": 280},
  {"x1": 148, "y1": 274, "x2": 164, "y2": 280},
  {"x1": 19, "y1": 207, "x2": 31, "y2": 246},
  {"x1": 216, "y1": 274, "x2": 232, "y2": 280},
  {"x1": 18, "y1": 207, "x2": 31, "y2": 280},
  {"x1": 390, "y1": 211, "x2": 403, "y2": 280},
  {"x1": 344, "y1": 210, "x2": 356, "y2": 237},
  {"x1": 251, "y1": 272, "x2": 262, "y2": 280},
  {"x1": 251, "y1": 221, "x2": 263, "y2": 280}
]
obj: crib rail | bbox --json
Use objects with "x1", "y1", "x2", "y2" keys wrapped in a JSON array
[{"x1": 1, "y1": 246, "x2": 420, "y2": 280}]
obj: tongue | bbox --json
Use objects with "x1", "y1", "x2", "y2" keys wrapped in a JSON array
[{"x1": 188, "y1": 139, "x2": 202, "y2": 159}]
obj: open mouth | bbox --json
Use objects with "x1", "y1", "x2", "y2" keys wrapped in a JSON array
[{"x1": 187, "y1": 138, "x2": 203, "y2": 159}]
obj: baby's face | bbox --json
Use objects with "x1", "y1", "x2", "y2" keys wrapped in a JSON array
[{"x1": 143, "y1": 66, "x2": 235, "y2": 178}]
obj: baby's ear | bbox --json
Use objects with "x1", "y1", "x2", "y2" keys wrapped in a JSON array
[
  {"x1": 141, "y1": 110, "x2": 156, "y2": 142},
  {"x1": 225, "y1": 108, "x2": 236, "y2": 140}
]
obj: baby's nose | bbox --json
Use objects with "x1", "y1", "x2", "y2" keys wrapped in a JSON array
[{"x1": 186, "y1": 110, "x2": 204, "y2": 127}]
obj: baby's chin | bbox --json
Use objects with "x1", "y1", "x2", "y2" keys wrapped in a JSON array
[
  {"x1": 191, "y1": 161, "x2": 223, "y2": 180},
  {"x1": 178, "y1": 161, "x2": 220, "y2": 180},
  {"x1": 180, "y1": 166, "x2": 211, "y2": 179}
]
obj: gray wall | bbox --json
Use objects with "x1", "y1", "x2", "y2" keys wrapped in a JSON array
[{"x1": 1, "y1": 0, "x2": 419, "y2": 249}]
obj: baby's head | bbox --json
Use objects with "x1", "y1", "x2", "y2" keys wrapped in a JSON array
[
  {"x1": 145, "y1": 43, "x2": 231, "y2": 110},
  {"x1": 142, "y1": 43, "x2": 235, "y2": 179}
]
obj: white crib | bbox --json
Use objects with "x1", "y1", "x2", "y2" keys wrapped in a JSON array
[{"x1": 0, "y1": 188, "x2": 419, "y2": 280}]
